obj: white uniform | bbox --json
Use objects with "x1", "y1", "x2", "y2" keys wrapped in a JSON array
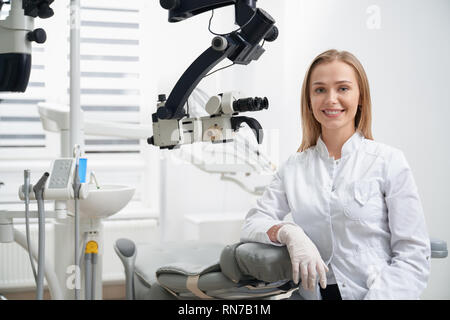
[{"x1": 240, "y1": 131, "x2": 431, "y2": 300}]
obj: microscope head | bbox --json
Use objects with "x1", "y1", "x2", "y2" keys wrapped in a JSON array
[
  {"x1": 160, "y1": 0, "x2": 277, "y2": 66},
  {"x1": 22, "y1": 0, "x2": 54, "y2": 19}
]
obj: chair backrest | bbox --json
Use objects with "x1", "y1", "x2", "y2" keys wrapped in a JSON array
[{"x1": 430, "y1": 238, "x2": 448, "y2": 259}]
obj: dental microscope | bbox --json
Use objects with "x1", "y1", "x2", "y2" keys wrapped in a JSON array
[{"x1": 149, "y1": 0, "x2": 279, "y2": 149}]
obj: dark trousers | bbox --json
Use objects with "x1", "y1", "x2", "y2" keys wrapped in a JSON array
[{"x1": 320, "y1": 284, "x2": 342, "y2": 300}]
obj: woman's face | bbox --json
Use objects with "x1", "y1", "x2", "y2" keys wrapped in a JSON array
[{"x1": 309, "y1": 60, "x2": 360, "y2": 133}]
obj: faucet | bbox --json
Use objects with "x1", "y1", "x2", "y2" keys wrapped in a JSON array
[{"x1": 89, "y1": 171, "x2": 100, "y2": 189}]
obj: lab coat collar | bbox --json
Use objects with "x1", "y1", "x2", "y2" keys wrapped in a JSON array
[{"x1": 316, "y1": 131, "x2": 364, "y2": 161}]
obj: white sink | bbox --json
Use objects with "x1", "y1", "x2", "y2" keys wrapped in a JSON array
[{"x1": 67, "y1": 184, "x2": 135, "y2": 219}]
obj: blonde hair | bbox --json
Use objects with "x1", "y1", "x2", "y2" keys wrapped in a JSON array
[{"x1": 298, "y1": 49, "x2": 373, "y2": 152}]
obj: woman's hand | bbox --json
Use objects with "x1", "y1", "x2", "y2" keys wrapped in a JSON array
[{"x1": 277, "y1": 224, "x2": 329, "y2": 290}]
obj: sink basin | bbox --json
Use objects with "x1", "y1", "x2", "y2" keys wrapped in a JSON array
[{"x1": 67, "y1": 185, "x2": 135, "y2": 218}]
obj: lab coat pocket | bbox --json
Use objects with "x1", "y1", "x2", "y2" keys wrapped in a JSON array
[
  {"x1": 354, "y1": 180, "x2": 372, "y2": 206},
  {"x1": 343, "y1": 180, "x2": 385, "y2": 221}
]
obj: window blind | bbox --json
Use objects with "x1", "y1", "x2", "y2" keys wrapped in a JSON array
[
  {"x1": 0, "y1": 0, "x2": 159, "y2": 218},
  {"x1": 0, "y1": 0, "x2": 147, "y2": 155},
  {"x1": 78, "y1": 0, "x2": 142, "y2": 154}
]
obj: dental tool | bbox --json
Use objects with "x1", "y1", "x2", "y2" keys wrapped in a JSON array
[
  {"x1": 23, "y1": 169, "x2": 37, "y2": 283},
  {"x1": 32, "y1": 171, "x2": 49, "y2": 300}
]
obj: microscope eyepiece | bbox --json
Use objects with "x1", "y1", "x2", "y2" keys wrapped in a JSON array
[
  {"x1": 233, "y1": 97, "x2": 268, "y2": 113},
  {"x1": 22, "y1": 0, "x2": 54, "y2": 19},
  {"x1": 264, "y1": 26, "x2": 279, "y2": 42},
  {"x1": 37, "y1": 2, "x2": 54, "y2": 19}
]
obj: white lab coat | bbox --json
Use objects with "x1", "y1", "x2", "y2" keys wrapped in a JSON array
[{"x1": 240, "y1": 131, "x2": 431, "y2": 300}]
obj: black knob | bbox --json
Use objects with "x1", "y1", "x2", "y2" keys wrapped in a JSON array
[
  {"x1": 27, "y1": 28, "x2": 47, "y2": 44},
  {"x1": 147, "y1": 136, "x2": 154, "y2": 145},
  {"x1": 158, "y1": 94, "x2": 167, "y2": 102},
  {"x1": 212, "y1": 36, "x2": 228, "y2": 51},
  {"x1": 264, "y1": 26, "x2": 279, "y2": 42},
  {"x1": 160, "y1": 0, "x2": 179, "y2": 10}
]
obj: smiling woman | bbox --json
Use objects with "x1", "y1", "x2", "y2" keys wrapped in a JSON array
[
  {"x1": 298, "y1": 49, "x2": 373, "y2": 155},
  {"x1": 240, "y1": 49, "x2": 431, "y2": 300}
]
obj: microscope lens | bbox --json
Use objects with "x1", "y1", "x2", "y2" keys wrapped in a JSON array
[{"x1": 233, "y1": 97, "x2": 269, "y2": 113}]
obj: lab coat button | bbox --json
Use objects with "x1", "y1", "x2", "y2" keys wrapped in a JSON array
[{"x1": 331, "y1": 185, "x2": 336, "y2": 192}]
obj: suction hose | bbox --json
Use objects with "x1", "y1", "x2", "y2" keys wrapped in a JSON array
[{"x1": 33, "y1": 172, "x2": 49, "y2": 300}]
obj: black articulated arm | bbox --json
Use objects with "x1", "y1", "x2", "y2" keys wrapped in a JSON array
[
  {"x1": 154, "y1": 0, "x2": 278, "y2": 121},
  {"x1": 161, "y1": 0, "x2": 238, "y2": 22},
  {"x1": 156, "y1": 45, "x2": 237, "y2": 120}
]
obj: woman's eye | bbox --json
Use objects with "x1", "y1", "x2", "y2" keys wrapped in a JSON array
[
  {"x1": 314, "y1": 88, "x2": 325, "y2": 93},
  {"x1": 339, "y1": 87, "x2": 349, "y2": 92}
]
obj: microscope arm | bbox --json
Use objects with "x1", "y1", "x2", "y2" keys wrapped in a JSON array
[
  {"x1": 162, "y1": 0, "x2": 238, "y2": 22},
  {"x1": 161, "y1": 0, "x2": 258, "y2": 25},
  {"x1": 155, "y1": 0, "x2": 276, "y2": 121},
  {"x1": 155, "y1": 44, "x2": 237, "y2": 120},
  {"x1": 149, "y1": 0, "x2": 277, "y2": 148}
]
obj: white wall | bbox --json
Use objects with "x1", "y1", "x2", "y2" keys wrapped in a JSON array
[{"x1": 150, "y1": 0, "x2": 449, "y2": 299}]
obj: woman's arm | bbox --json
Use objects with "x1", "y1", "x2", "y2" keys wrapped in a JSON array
[
  {"x1": 364, "y1": 150, "x2": 431, "y2": 300},
  {"x1": 240, "y1": 168, "x2": 293, "y2": 246},
  {"x1": 241, "y1": 157, "x2": 329, "y2": 290}
]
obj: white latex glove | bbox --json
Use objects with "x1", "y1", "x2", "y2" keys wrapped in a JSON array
[{"x1": 277, "y1": 224, "x2": 329, "y2": 290}]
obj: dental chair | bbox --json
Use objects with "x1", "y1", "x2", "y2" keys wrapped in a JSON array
[{"x1": 114, "y1": 237, "x2": 448, "y2": 300}]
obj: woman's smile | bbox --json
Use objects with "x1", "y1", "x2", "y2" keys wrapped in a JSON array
[{"x1": 321, "y1": 108, "x2": 346, "y2": 118}]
